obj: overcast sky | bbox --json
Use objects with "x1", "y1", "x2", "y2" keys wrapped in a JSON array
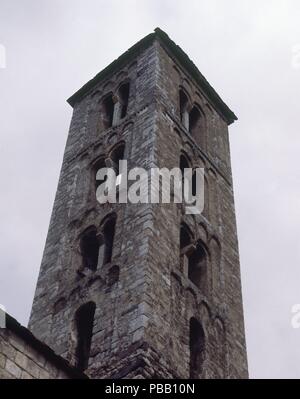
[{"x1": 1, "y1": 0, "x2": 300, "y2": 379}]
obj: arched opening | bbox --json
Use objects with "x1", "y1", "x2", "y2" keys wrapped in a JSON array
[
  {"x1": 188, "y1": 241, "x2": 207, "y2": 293},
  {"x1": 180, "y1": 153, "x2": 191, "y2": 201},
  {"x1": 118, "y1": 82, "x2": 130, "y2": 119},
  {"x1": 75, "y1": 302, "x2": 96, "y2": 371},
  {"x1": 80, "y1": 227, "x2": 100, "y2": 271},
  {"x1": 189, "y1": 104, "x2": 206, "y2": 150},
  {"x1": 180, "y1": 223, "x2": 193, "y2": 274},
  {"x1": 102, "y1": 216, "x2": 116, "y2": 265},
  {"x1": 102, "y1": 94, "x2": 114, "y2": 129},
  {"x1": 189, "y1": 106, "x2": 201, "y2": 137},
  {"x1": 189, "y1": 317, "x2": 205, "y2": 378},
  {"x1": 179, "y1": 90, "x2": 189, "y2": 119},
  {"x1": 179, "y1": 89, "x2": 189, "y2": 129}
]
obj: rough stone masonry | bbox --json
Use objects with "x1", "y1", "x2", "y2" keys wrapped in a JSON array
[{"x1": 18, "y1": 28, "x2": 248, "y2": 379}]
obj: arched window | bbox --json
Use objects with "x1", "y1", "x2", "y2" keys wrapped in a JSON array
[
  {"x1": 118, "y1": 82, "x2": 130, "y2": 119},
  {"x1": 102, "y1": 94, "x2": 115, "y2": 129},
  {"x1": 180, "y1": 223, "x2": 193, "y2": 274},
  {"x1": 189, "y1": 317, "x2": 205, "y2": 378},
  {"x1": 179, "y1": 89, "x2": 189, "y2": 129},
  {"x1": 102, "y1": 216, "x2": 116, "y2": 265},
  {"x1": 80, "y1": 227, "x2": 100, "y2": 271},
  {"x1": 179, "y1": 90, "x2": 189, "y2": 120},
  {"x1": 189, "y1": 106, "x2": 201, "y2": 137},
  {"x1": 188, "y1": 241, "x2": 207, "y2": 293},
  {"x1": 180, "y1": 154, "x2": 200, "y2": 204},
  {"x1": 180, "y1": 153, "x2": 191, "y2": 201},
  {"x1": 189, "y1": 104, "x2": 206, "y2": 150},
  {"x1": 75, "y1": 302, "x2": 96, "y2": 371}
]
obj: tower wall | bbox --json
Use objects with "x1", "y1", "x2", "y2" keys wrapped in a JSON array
[
  {"x1": 29, "y1": 33, "x2": 248, "y2": 379},
  {"x1": 29, "y1": 43, "x2": 160, "y2": 378},
  {"x1": 140, "y1": 42, "x2": 248, "y2": 378}
]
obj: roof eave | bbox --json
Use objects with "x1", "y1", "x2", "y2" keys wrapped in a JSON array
[
  {"x1": 67, "y1": 32, "x2": 156, "y2": 107},
  {"x1": 67, "y1": 28, "x2": 237, "y2": 125}
]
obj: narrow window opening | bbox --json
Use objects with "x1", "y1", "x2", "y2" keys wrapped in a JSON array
[
  {"x1": 188, "y1": 242, "x2": 207, "y2": 291},
  {"x1": 103, "y1": 218, "x2": 116, "y2": 265},
  {"x1": 180, "y1": 223, "x2": 193, "y2": 274},
  {"x1": 179, "y1": 90, "x2": 189, "y2": 123},
  {"x1": 80, "y1": 227, "x2": 99, "y2": 271},
  {"x1": 189, "y1": 106, "x2": 201, "y2": 137},
  {"x1": 103, "y1": 95, "x2": 114, "y2": 128},
  {"x1": 119, "y1": 82, "x2": 130, "y2": 119},
  {"x1": 189, "y1": 317, "x2": 205, "y2": 378},
  {"x1": 180, "y1": 154, "x2": 190, "y2": 200},
  {"x1": 75, "y1": 302, "x2": 96, "y2": 371}
]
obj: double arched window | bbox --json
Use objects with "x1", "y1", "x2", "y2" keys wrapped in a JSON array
[
  {"x1": 80, "y1": 214, "x2": 117, "y2": 272},
  {"x1": 179, "y1": 88, "x2": 206, "y2": 149},
  {"x1": 94, "y1": 142, "x2": 126, "y2": 201},
  {"x1": 180, "y1": 223, "x2": 208, "y2": 293},
  {"x1": 100, "y1": 82, "x2": 130, "y2": 129}
]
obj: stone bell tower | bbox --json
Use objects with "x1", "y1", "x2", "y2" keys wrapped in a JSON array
[{"x1": 29, "y1": 29, "x2": 248, "y2": 379}]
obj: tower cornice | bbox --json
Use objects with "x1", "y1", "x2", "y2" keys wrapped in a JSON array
[{"x1": 67, "y1": 28, "x2": 237, "y2": 125}]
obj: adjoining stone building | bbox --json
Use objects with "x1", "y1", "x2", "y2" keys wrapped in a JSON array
[
  {"x1": 1, "y1": 28, "x2": 248, "y2": 379},
  {"x1": 0, "y1": 313, "x2": 86, "y2": 379}
]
